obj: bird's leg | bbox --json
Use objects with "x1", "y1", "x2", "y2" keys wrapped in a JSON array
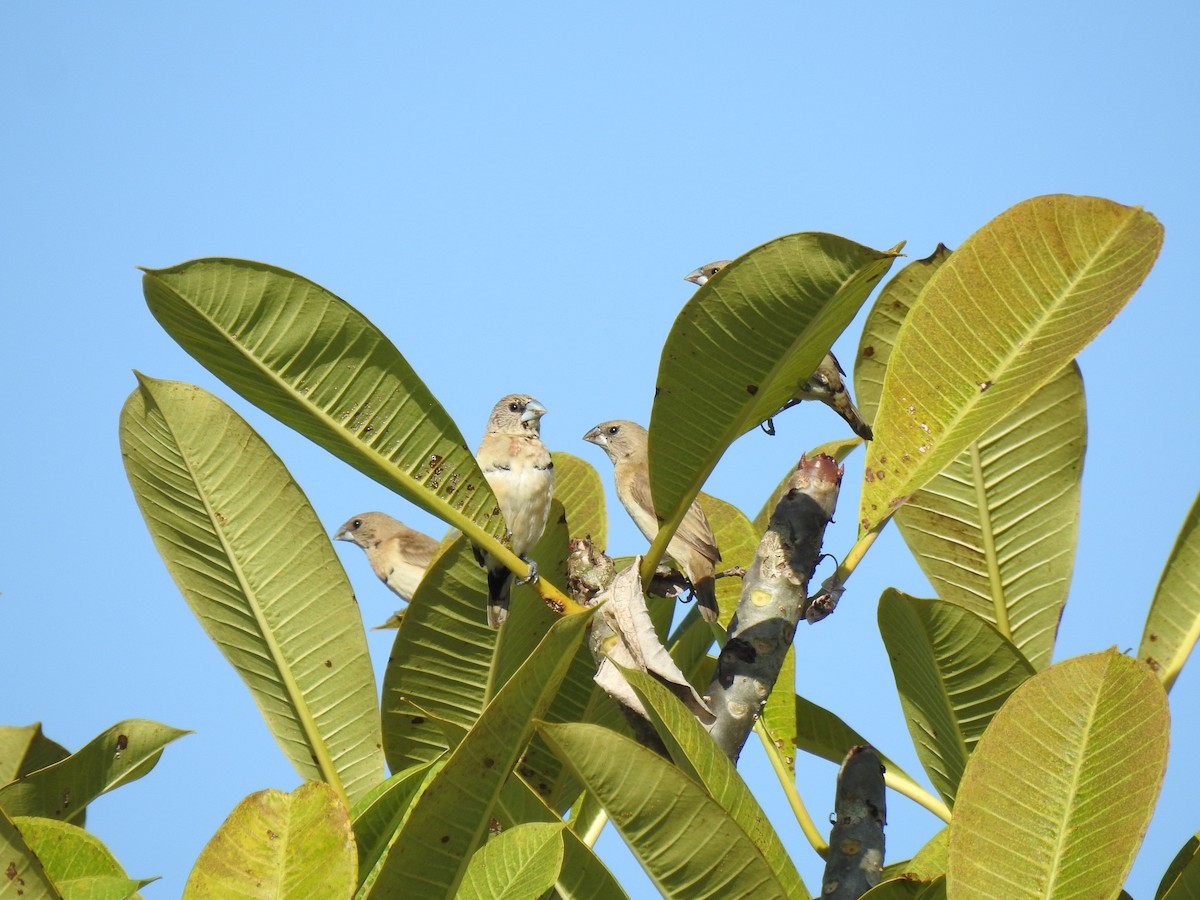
[
  {"x1": 515, "y1": 557, "x2": 540, "y2": 585},
  {"x1": 759, "y1": 417, "x2": 777, "y2": 436},
  {"x1": 805, "y1": 575, "x2": 846, "y2": 623},
  {"x1": 646, "y1": 566, "x2": 689, "y2": 599}
]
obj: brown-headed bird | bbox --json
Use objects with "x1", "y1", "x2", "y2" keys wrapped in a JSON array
[
  {"x1": 583, "y1": 420, "x2": 721, "y2": 622},
  {"x1": 334, "y1": 511, "x2": 439, "y2": 601},
  {"x1": 685, "y1": 260, "x2": 873, "y2": 440},
  {"x1": 475, "y1": 394, "x2": 555, "y2": 627}
]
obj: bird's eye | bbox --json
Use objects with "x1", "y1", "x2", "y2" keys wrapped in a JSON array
[
  {"x1": 607, "y1": 426, "x2": 620, "y2": 435},
  {"x1": 352, "y1": 519, "x2": 362, "y2": 529},
  {"x1": 508, "y1": 401, "x2": 521, "y2": 412}
]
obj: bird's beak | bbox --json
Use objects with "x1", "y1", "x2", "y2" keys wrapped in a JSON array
[
  {"x1": 582, "y1": 426, "x2": 603, "y2": 445},
  {"x1": 332, "y1": 528, "x2": 349, "y2": 542},
  {"x1": 684, "y1": 267, "x2": 707, "y2": 285},
  {"x1": 521, "y1": 401, "x2": 547, "y2": 423}
]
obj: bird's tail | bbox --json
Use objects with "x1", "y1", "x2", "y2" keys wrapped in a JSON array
[
  {"x1": 831, "y1": 393, "x2": 874, "y2": 441},
  {"x1": 693, "y1": 575, "x2": 719, "y2": 623},
  {"x1": 793, "y1": 380, "x2": 874, "y2": 441},
  {"x1": 487, "y1": 566, "x2": 512, "y2": 628}
]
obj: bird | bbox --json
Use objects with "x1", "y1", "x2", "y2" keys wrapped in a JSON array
[
  {"x1": 685, "y1": 259, "x2": 874, "y2": 440},
  {"x1": 475, "y1": 394, "x2": 555, "y2": 627},
  {"x1": 582, "y1": 420, "x2": 721, "y2": 622},
  {"x1": 333, "y1": 511, "x2": 440, "y2": 602}
]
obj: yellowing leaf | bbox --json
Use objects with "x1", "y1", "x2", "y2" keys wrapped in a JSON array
[{"x1": 861, "y1": 195, "x2": 1161, "y2": 534}]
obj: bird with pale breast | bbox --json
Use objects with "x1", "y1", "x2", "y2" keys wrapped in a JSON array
[
  {"x1": 334, "y1": 511, "x2": 440, "y2": 602},
  {"x1": 474, "y1": 394, "x2": 555, "y2": 627},
  {"x1": 685, "y1": 259, "x2": 874, "y2": 441},
  {"x1": 583, "y1": 419, "x2": 722, "y2": 622}
]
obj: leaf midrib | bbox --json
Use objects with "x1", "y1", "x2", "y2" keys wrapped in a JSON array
[
  {"x1": 147, "y1": 272, "x2": 505, "y2": 556},
  {"x1": 151, "y1": 384, "x2": 346, "y2": 806},
  {"x1": 969, "y1": 442, "x2": 1010, "y2": 640},
  {"x1": 873, "y1": 208, "x2": 1134, "y2": 525},
  {"x1": 645, "y1": 260, "x2": 884, "y2": 577}
]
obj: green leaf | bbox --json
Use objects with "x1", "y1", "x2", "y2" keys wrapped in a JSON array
[
  {"x1": 880, "y1": 827, "x2": 949, "y2": 884},
  {"x1": 14, "y1": 817, "x2": 156, "y2": 899},
  {"x1": 862, "y1": 876, "x2": 947, "y2": 899},
  {"x1": 620, "y1": 668, "x2": 808, "y2": 899},
  {"x1": 457, "y1": 823, "x2": 563, "y2": 900},
  {"x1": 381, "y1": 454, "x2": 601, "y2": 782},
  {"x1": 350, "y1": 760, "x2": 444, "y2": 895},
  {"x1": 879, "y1": 591, "x2": 1035, "y2": 806},
  {"x1": 861, "y1": 195, "x2": 1162, "y2": 534},
  {"x1": 140, "y1": 258, "x2": 507, "y2": 551},
  {"x1": 947, "y1": 649, "x2": 1168, "y2": 898},
  {"x1": 760, "y1": 644, "x2": 797, "y2": 776},
  {"x1": 537, "y1": 681, "x2": 618, "y2": 816},
  {"x1": 377, "y1": 508, "x2": 588, "y2": 810},
  {"x1": 381, "y1": 535, "x2": 495, "y2": 773},
  {"x1": 784, "y1": 694, "x2": 944, "y2": 819},
  {"x1": 120, "y1": 376, "x2": 384, "y2": 806},
  {"x1": 369, "y1": 611, "x2": 592, "y2": 898},
  {"x1": 492, "y1": 506, "x2": 572, "y2": 692},
  {"x1": 751, "y1": 437, "x2": 863, "y2": 535},
  {"x1": 906, "y1": 827, "x2": 949, "y2": 879},
  {"x1": 0, "y1": 720, "x2": 188, "y2": 824},
  {"x1": 893, "y1": 362, "x2": 1085, "y2": 670},
  {"x1": 493, "y1": 776, "x2": 629, "y2": 900},
  {"x1": 0, "y1": 725, "x2": 70, "y2": 786},
  {"x1": 554, "y1": 826, "x2": 629, "y2": 900},
  {"x1": 648, "y1": 234, "x2": 900, "y2": 571},
  {"x1": 1157, "y1": 832, "x2": 1200, "y2": 900},
  {"x1": 541, "y1": 722, "x2": 805, "y2": 899},
  {"x1": 854, "y1": 244, "x2": 953, "y2": 423},
  {"x1": 491, "y1": 505, "x2": 595, "y2": 810},
  {"x1": 1140, "y1": 488, "x2": 1200, "y2": 691},
  {"x1": 0, "y1": 808, "x2": 61, "y2": 899},
  {"x1": 552, "y1": 452, "x2": 607, "y2": 545},
  {"x1": 856, "y1": 244, "x2": 1083, "y2": 670},
  {"x1": 183, "y1": 782, "x2": 355, "y2": 899}
]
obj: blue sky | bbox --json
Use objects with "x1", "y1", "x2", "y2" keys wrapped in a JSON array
[{"x1": 4, "y1": 3, "x2": 1198, "y2": 896}]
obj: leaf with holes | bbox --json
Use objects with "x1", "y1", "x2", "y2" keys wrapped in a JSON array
[{"x1": 860, "y1": 195, "x2": 1161, "y2": 535}]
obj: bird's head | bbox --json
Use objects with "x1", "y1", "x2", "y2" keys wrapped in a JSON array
[
  {"x1": 684, "y1": 259, "x2": 733, "y2": 286},
  {"x1": 334, "y1": 511, "x2": 394, "y2": 547},
  {"x1": 487, "y1": 394, "x2": 548, "y2": 435},
  {"x1": 582, "y1": 419, "x2": 647, "y2": 463}
]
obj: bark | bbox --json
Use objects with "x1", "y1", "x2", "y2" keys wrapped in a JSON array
[
  {"x1": 821, "y1": 745, "x2": 886, "y2": 898},
  {"x1": 703, "y1": 454, "x2": 842, "y2": 761}
]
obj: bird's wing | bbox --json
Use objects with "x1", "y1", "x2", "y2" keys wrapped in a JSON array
[
  {"x1": 626, "y1": 470, "x2": 720, "y2": 563},
  {"x1": 398, "y1": 530, "x2": 440, "y2": 569},
  {"x1": 675, "y1": 499, "x2": 721, "y2": 564}
]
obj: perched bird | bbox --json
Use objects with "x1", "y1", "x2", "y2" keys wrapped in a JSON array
[
  {"x1": 685, "y1": 260, "x2": 874, "y2": 440},
  {"x1": 583, "y1": 420, "x2": 721, "y2": 622},
  {"x1": 475, "y1": 394, "x2": 555, "y2": 627},
  {"x1": 334, "y1": 511, "x2": 440, "y2": 602}
]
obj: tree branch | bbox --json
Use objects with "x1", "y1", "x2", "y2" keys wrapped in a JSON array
[
  {"x1": 704, "y1": 454, "x2": 842, "y2": 761},
  {"x1": 821, "y1": 745, "x2": 886, "y2": 898}
]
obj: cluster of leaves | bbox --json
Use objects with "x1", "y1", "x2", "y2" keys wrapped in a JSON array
[{"x1": 3, "y1": 194, "x2": 1198, "y2": 899}]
